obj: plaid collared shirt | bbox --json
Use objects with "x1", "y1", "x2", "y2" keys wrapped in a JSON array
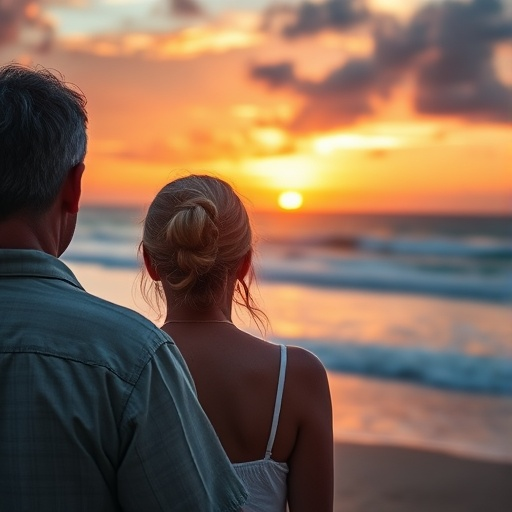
[{"x1": 0, "y1": 249, "x2": 247, "y2": 512}]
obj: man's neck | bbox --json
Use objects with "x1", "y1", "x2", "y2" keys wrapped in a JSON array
[{"x1": 0, "y1": 211, "x2": 60, "y2": 256}]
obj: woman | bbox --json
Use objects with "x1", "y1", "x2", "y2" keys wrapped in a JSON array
[{"x1": 141, "y1": 174, "x2": 333, "y2": 511}]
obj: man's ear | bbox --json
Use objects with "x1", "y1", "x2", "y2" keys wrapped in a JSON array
[
  {"x1": 237, "y1": 249, "x2": 252, "y2": 281},
  {"x1": 142, "y1": 245, "x2": 160, "y2": 281},
  {"x1": 62, "y1": 162, "x2": 85, "y2": 214}
]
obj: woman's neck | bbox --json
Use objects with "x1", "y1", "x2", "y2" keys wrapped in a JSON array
[{"x1": 162, "y1": 303, "x2": 232, "y2": 325}]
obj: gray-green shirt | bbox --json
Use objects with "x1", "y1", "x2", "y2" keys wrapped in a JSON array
[{"x1": 0, "y1": 249, "x2": 247, "y2": 512}]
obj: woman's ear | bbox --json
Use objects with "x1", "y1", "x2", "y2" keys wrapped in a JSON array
[
  {"x1": 237, "y1": 249, "x2": 252, "y2": 281},
  {"x1": 142, "y1": 245, "x2": 160, "y2": 281}
]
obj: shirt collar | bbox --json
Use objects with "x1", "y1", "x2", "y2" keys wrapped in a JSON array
[{"x1": 0, "y1": 249, "x2": 85, "y2": 291}]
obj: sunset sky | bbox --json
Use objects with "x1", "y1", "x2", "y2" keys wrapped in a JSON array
[{"x1": 1, "y1": 0, "x2": 511, "y2": 213}]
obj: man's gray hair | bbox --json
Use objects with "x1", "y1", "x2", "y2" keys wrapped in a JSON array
[{"x1": 0, "y1": 63, "x2": 88, "y2": 219}]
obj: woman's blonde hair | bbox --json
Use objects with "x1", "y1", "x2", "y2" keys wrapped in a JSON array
[{"x1": 141, "y1": 174, "x2": 267, "y2": 331}]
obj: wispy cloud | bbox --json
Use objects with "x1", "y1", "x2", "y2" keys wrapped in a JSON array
[
  {"x1": 94, "y1": 121, "x2": 296, "y2": 165},
  {"x1": 56, "y1": 9, "x2": 262, "y2": 58}
]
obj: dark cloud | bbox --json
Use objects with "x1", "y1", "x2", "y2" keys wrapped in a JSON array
[
  {"x1": 280, "y1": 0, "x2": 369, "y2": 38},
  {"x1": 252, "y1": 0, "x2": 512, "y2": 130},
  {"x1": 414, "y1": 0, "x2": 512, "y2": 120},
  {"x1": 251, "y1": 62, "x2": 296, "y2": 87},
  {"x1": 252, "y1": 58, "x2": 377, "y2": 129},
  {"x1": 169, "y1": 0, "x2": 204, "y2": 17}
]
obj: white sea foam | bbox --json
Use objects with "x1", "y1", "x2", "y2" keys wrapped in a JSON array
[
  {"x1": 279, "y1": 339, "x2": 512, "y2": 395},
  {"x1": 67, "y1": 208, "x2": 512, "y2": 302}
]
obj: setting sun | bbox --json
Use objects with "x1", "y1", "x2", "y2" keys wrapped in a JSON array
[{"x1": 278, "y1": 191, "x2": 303, "y2": 210}]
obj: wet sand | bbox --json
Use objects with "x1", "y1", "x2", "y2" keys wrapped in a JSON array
[{"x1": 334, "y1": 442, "x2": 512, "y2": 512}]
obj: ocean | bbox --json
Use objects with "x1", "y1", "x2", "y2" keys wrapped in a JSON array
[{"x1": 64, "y1": 206, "x2": 512, "y2": 463}]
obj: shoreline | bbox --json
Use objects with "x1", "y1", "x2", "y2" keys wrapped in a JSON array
[{"x1": 334, "y1": 441, "x2": 512, "y2": 512}]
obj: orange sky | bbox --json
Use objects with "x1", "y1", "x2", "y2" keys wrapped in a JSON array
[{"x1": 1, "y1": 0, "x2": 511, "y2": 213}]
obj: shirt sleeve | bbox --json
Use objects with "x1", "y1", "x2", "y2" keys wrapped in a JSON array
[{"x1": 117, "y1": 341, "x2": 248, "y2": 512}]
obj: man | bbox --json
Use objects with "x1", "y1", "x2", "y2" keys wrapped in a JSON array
[{"x1": 0, "y1": 63, "x2": 247, "y2": 511}]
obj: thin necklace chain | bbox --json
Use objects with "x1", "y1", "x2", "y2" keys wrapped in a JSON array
[{"x1": 161, "y1": 319, "x2": 233, "y2": 328}]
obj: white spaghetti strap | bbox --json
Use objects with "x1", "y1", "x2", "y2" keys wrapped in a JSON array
[{"x1": 264, "y1": 344, "x2": 287, "y2": 460}]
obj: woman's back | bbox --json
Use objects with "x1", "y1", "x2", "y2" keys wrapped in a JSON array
[
  {"x1": 162, "y1": 323, "x2": 294, "y2": 463},
  {"x1": 162, "y1": 322, "x2": 333, "y2": 511}
]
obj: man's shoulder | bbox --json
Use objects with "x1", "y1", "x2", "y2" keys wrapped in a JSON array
[
  {"x1": 77, "y1": 287, "x2": 162, "y2": 340},
  {"x1": 57, "y1": 288, "x2": 173, "y2": 382},
  {"x1": 0, "y1": 249, "x2": 175, "y2": 384}
]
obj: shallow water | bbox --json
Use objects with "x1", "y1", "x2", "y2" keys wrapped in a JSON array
[{"x1": 328, "y1": 373, "x2": 512, "y2": 463}]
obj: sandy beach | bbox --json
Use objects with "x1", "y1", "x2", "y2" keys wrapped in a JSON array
[{"x1": 334, "y1": 442, "x2": 512, "y2": 512}]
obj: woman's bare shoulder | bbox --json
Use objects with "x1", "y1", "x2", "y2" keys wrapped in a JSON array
[
  {"x1": 285, "y1": 344, "x2": 328, "y2": 380},
  {"x1": 283, "y1": 345, "x2": 330, "y2": 412},
  {"x1": 285, "y1": 346, "x2": 333, "y2": 441},
  {"x1": 285, "y1": 346, "x2": 334, "y2": 511}
]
